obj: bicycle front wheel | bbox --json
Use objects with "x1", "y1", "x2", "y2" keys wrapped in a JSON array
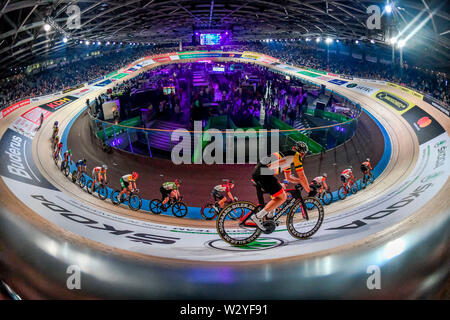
[
  {"x1": 286, "y1": 197, "x2": 324, "y2": 239},
  {"x1": 216, "y1": 201, "x2": 262, "y2": 246},
  {"x1": 201, "y1": 203, "x2": 217, "y2": 220},
  {"x1": 111, "y1": 190, "x2": 121, "y2": 205},
  {"x1": 172, "y1": 202, "x2": 188, "y2": 218},
  {"x1": 149, "y1": 199, "x2": 162, "y2": 214},
  {"x1": 128, "y1": 195, "x2": 142, "y2": 211},
  {"x1": 63, "y1": 165, "x2": 70, "y2": 177},
  {"x1": 338, "y1": 186, "x2": 347, "y2": 200},
  {"x1": 79, "y1": 175, "x2": 86, "y2": 189},
  {"x1": 321, "y1": 191, "x2": 333, "y2": 205},
  {"x1": 97, "y1": 185, "x2": 108, "y2": 200},
  {"x1": 86, "y1": 180, "x2": 93, "y2": 194}
]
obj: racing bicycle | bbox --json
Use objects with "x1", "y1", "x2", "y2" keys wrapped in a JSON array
[
  {"x1": 60, "y1": 159, "x2": 71, "y2": 177},
  {"x1": 201, "y1": 197, "x2": 242, "y2": 220},
  {"x1": 150, "y1": 196, "x2": 188, "y2": 218},
  {"x1": 360, "y1": 170, "x2": 375, "y2": 189},
  {"x1": 87, "y1": 179, "x2": 109, "y2": 200},
  {"x1": 71, "y1": 170, "x2": 87, "y2": 189},
  {"x1": 111, "y1": 188, "x2": 142, "y2": 211},
  {"x1": 317, "y1": 187, "x2": 333, "y2": 205},
  {"x1": 337, "y1": 178, "x2": 358, "y2": 200},
  {"x1": 216, "y1": 184, "x2": 324, "y2": 246}
]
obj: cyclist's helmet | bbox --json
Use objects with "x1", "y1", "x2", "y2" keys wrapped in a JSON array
[
  {"x1": 174, "y1": 178, "x2": 181, "y2": 185},
  {"x1": 82, "y1": 158, "x2": 87, "y2": 165},
  {"x1": 132, "y1": 171, "x2": 139, "y2": 179},
  {"x1": 68, "y1": 149, "x2": 72, "y2": 155},
  {"x1": 55, "y1": 135, "x2": 59, "y2": 141},
  {"x1": 293, "y1": 141, "x2": 308, "y2": 154},
  {"x1": 348, "y1": 165, "x2": 353, "y2": 170},
  {"x1": 54, "y1": 121, "x2": 58, "y2": 126},
  {"x1": 102, "y1": 164, "x2": 108, "y2": 171},
  {"x1": 366, "y1": 158, "x2": 370, "y2": 162},
  {"x1": 323, "y1": 173, "x2": 328, "y2": 178}
]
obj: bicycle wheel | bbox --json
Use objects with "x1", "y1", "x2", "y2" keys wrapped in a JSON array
[
  {"x1": 172, "y1": 202, "x2": 188, "y2": 218},
  {"x1": 368, "y1": 173, "x2": 375, "y2": 184},
  {"x1": 338, "y1": 186, "x2": 347, "y2": 200},
  {"x1": 286, "y1": 197, "x2": 324, "y2": 239},
  {"x1": 201, "y1": 203, "x2": 217, "y2": 220},
  {"x1": 227, "y1": 205, "x2": 246, "y2": 220},
  {"x1": 86, "y1": 180, "x2": 93, "y2": 194},
  {"x1": 97, "y1": 184, "x2": 108, "y2": 200},
  {"x1": 216, "y1": 201, "x2": 262, "y2": 246},
  {"x1": 150, "y1": 199, "x2": 162, "y2": 214},
  {"x1": 128, "y1": 195, "x2": 142, "y2": 211},
  {"x1": 361, "y1": 176, "x2": 367, "y2": 189},
  {"x1": 71, "y1": 171, "x2": 77, "y2": 183},
  {"x1": 321, "y1": 191, "x2": 333, "y2": 205},
  {"x1": 111, "y1": 190, "x2": 122, "y2": 205},
  {"x1": 350, "y1": 183, "x2": 358, "y2": 194},
  {"x1": 79, "y1": 175, "x2": 86, "y2": 189},
  {"x1": 63, "y1": 165, "x2": 70, "y2": 177}
]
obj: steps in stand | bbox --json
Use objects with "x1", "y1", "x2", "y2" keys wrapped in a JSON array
[{"x1": 147, "y1": 120, "x2": 191, "y2": 152}]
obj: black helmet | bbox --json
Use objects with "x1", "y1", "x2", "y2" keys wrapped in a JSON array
[
  {"x1": 83, "y1": 159, "x2": 87, "y2": 164},
  {"x1": 293, "y1": 141, "x2": 308, "y2": 154}
]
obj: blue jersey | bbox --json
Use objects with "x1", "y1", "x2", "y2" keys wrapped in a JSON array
[{"x1": 76, "y1": 160, "x2": 86, "y2": 168}]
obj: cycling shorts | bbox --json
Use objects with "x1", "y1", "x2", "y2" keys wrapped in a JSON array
[
  {"x1": 361, "y1": 164, "x2": 369, "y2": 173},
  {"x1": 120, "y1": 178, "x2": 129, "y2": 189},
  {"x1": 252, "y1": 164, "x2": 283, "y2": 197},
  {"x1": 340, "y1": 175, "x2": 348, "y2": 183},
  {"x1": 92, "y1": 170, "x2": 104, "y2": 179},
  {"x1": 211, "y1": 189, "x2": 224, "y2": 201},
  {"x1": 160, "y1": 186, "x2": 171, "y2": 199}
]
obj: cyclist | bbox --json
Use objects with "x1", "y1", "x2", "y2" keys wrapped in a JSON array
[
  {"x1": 91, "y1": 165, "x2": 108, "y2": 193},
  {"x1": 118, "y1": 172, "x2": 138, "y2": 201},
  {"x1": 61, "y1": 149, "x2": 72, "y2": 170},
  {"x1": 51, "y1": 121, "x2": 59, "y2": 140},
  {"x1": 52, "y1": 135, "x2": 60, "y2": 150},
  {"x1": 361, "y1": 158, "x2": 373, "y2": 176},
  {"x1": 211, "y1": 179, "x2": 235, "y2": 210},
  {"x1": 340, "y1": 166, "x2": 355, "y2": 192},
  {"x1": 75, "y1": 158, "x2": 87, "y2": 180},
  {"x1": 309, "y1": 173, "x2": 328, "y2": 197},
  {"x1": 160, "y1": 179, "x2": 181, "y2": 208},
  {"x1": 53, "y1": 141, "x2": 63, "y2": 162},
  {"x1": 251, "y1": 141, "x2": 311, "y2": 230},
  {"x1": 37, "y1": 113, "x2": 44, "y2": 130}
]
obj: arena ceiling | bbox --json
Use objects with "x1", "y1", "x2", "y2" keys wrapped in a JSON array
[{"x1": 0, "y1": 0, "x2": 449, "y2": 73}]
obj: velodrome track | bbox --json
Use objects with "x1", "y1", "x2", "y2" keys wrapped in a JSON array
[{"x1": 0, "y1": 52, "x2": 449, "y2": 299}]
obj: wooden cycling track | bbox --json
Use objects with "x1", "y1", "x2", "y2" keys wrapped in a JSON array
[{"x1": 0, "y1": 56, "x2": 449, "y2": 299}]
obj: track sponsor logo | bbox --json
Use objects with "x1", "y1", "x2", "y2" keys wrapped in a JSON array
[
  {"x1": 328, "y1": 79, "x2": 348, "y2": 86},
  {"x1": 62, "y1": 84, "x2": 84, "y2": 94},
  {"x1": 1, "y1": 99, "x2": 30, "y2": 118},
  {"x1": 386, "y1": 82, "x2": 423, "y2": 99},
  {"x1": 206, "y1": 238, "x2": 285, "y2": 251},
  {"x1": 422, "y1": 95, "x2": 450, "y2": 117},
  {"x1": 373, "y1": 90, "x2": 413, "y2": 114},
  {"x1": 401, "y1": 106, "x2": 445, "y2": 145},
  {"x1": 0, "y1": 130, "x2": 56, "y2": 189},
  {"x1": 95, "y1": 79, "x2": 112, "y2": 87},
  {"x1": 345, "y1": 83, "x2": 377, "y2": 96},
  {"x1": 39, "y1": 96, "x2": 78, "y2": 112}
]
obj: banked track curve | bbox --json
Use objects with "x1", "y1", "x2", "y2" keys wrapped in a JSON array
[{"x1": 0, "y1": 52, "x2": 449, "y2": 299}]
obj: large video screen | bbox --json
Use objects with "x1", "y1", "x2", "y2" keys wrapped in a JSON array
[{"x1": 200, "y1": 33, "x2": 221, "y2": 45}]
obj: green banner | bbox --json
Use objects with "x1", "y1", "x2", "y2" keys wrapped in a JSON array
[
  {"x1": 297, "y1": 71, "x2": 321, "y2": 78},
  {"x1": 111, "y1": 73, "x2": 128, "y2": 80},
  {"x1": 105, "y1": 71, "x2": 118, "y2": 78},
  {"x1": 307, "y1": 68, "x2": 327, "y2": 75}
]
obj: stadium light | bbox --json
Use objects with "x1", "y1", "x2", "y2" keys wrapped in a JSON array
[
  {"x1": 355, "y1": 40, "x2": 359, "y2": 44},
  {"x1": 389, "y1": 37, "x2": 397, "y2": 44},
  {"x1": 336, "y1": 39, "x2": 339, "y2": 43},
  {"x1": 43, "y1": 23, "x2": 51, "y2": 32},
  {"x1": 63, "y1": 37, "x2": 68, "y2": 43},
  {"x1": 385, "y1": 4, "x2": 392, "y2": 13},
  {"x1": 97, "y1": 41, "x2": 101, "y2": 45},
  {"x1": 326, "y1": 37, "x2": 332, "y2": 44},
  {"x1": 398, "y1": 39, "x2": 406, "y2": 47},
  {"x1": 79, "y1": 40, "x2": 83, "y2": 44},
  {"x1": 370, "y1": 39, "x2": 375, "y2": 44},
  {"x1": 85, "y1": 40, "x2": 90, "y2": 45},
  {"x1": 316, "y1": 37, "x2": 321, "y2": 43}
]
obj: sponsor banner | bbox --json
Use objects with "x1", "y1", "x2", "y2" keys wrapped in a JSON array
[
  {"x1": 372, "y1": 90, "x2": 414, "y2": 115},
  {"x1": 354, "y1": 78, "x2": 387, "y2": 85},
  {"x1": 340, "y1": 75, "x2": 353, "y2": 80},
  {"x1": 72, "y1": 88, "x2": 92, "y2": 97},
  {"x1": 401, "y1": 106, "x2": 445, "y2": 145},
  {"x1": 21, "y1": 107, "x2": 52, "y2": 125},
  {"x1": 386, "y1": 82, "x2": 423, "y2": 99},
  {"x1": 297, "y1": 70, "x2": 320, "y2": 78},
  {"x1": 317, "y1": 75, "x2": 332, "y2": 81},
  {"x1": 153, "y1": 56, "x2": 171, "y2": 63},
  {"x1": 110, "y1": 73, "x2": 128, "y2": 80},
  {"x1": 105, "y1": 71, "x2": 119, "y2": 78},
  {"x1": 328, "y1": 79, "x2": 348, "y2": 86},
  {"x1": 95, "y1": 79, "x2": 113, "y2": 87},
  {"x1": 11, "y1": 116, "x2": 40, "y2": 139},
  {"x1": 38, "y1": 96, "x2": 78, "y2": 112},
  {"x1": 125, "y1": 68, "x2": 137, "y2": 73},
  {"x1": 327, "y1": 73, "x2": 339, "y2": 77},
  {"x1": 169, "y1": 55, "x2": 180, "y2": 61},
  {"x1": 423, "y1": 95, "x2": 450, "y2": 117},
  {"x1": 87, "y1": 76, "x2": 105, "y2": 85},
  {"x1": 62, "y1": 84, "x2": 85, "y2": 94},
  {"x1": 241, "y1": 52, "x2": 260, "y2": 60},
  {"x1": 344, "y1": 83, "x2": 378, "y2": 96},
  {"x1": 139, "y1": 59, "x2": 155, "y2": 67},
  {"x1": 307, "y1": 68, "x2": 327, "y2": 75},
  {"x1": 0, "y1": 129, "x2": 56, "y2": 190},
  {"x1": 2, "y1": 99, "x2": 30, "y2": 118}
]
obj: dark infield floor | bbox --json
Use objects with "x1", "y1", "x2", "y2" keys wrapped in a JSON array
[{"x1": 68, "y1": 111, "x2": 385, "y2": 207}]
